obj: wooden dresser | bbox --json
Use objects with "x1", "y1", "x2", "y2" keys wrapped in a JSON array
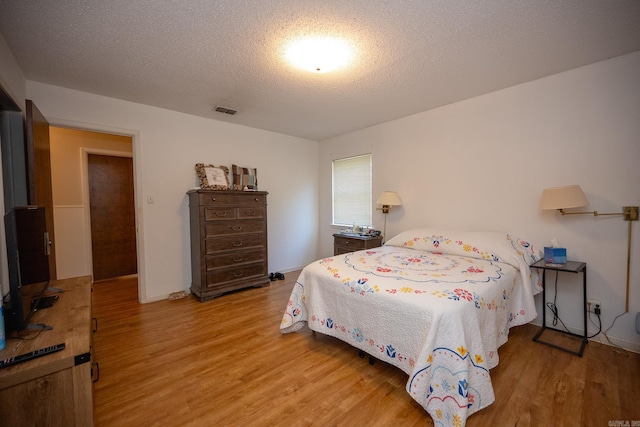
[
  {"x1": 0, "y1": 276, "x2": 95, "y2": 426},
  {"x1": 333, "y1": 233, "x2": 383, "y2": 255},
  {"x1": 188, "y1": 189, "x2": 270, "y2": 301}
]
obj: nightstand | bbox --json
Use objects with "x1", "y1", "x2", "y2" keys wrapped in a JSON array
[
  {"x1": 531, "y1": 259, "x2": 588, "y2": 356},
  {"x1": 333, "y1": 233, "x2": 383, "y2": 256}
]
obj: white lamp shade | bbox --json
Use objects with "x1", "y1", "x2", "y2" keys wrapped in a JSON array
[
  {"x1": 377, "y1": 191, "x2": 402, "y2": 206},
  {"x1": 540, "y1": 185, "x2": 589, "y2": 210}
]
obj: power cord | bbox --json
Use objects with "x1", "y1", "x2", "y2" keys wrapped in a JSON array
[
  {"x1": 545, "y1": 270, "x2": 573, "y2": 333},
  {"x1": 545, "y1": 271, "x2": 606, "y2": 341},
  {"x1": 586, "y1": 309, "x2": 602, "y2": 339},
  {"x1": 601, "y1": 312, "x2": 629, "y2": 354}
]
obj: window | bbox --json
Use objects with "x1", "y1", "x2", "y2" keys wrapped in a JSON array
[{"x1": 332, "y1": 154, "x2": 372, "y2": 227}]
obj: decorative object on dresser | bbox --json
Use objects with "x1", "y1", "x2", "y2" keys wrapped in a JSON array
[
  {"x1": 194, "y1": 163, "x2": 231, "y2": 190},
  {"x1": 232, "y1": 164, "x2": 258, "y2": 191},
  {"x1": 333, "y1": 233, "x2": 383, "y2": 256},
  {"x1": 188, "y1": 189, "x2": 269, "y2": 302}
]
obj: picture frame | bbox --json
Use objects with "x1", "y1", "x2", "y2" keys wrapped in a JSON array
[{"x1": 195, "y1": 163, "x2": 230, "y2": 190}]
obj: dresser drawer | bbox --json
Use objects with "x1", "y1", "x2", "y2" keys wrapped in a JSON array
[
  {"x1": 237, "y1": 206, "x2": 265, "y2": 219},
  {"x1": 206, "y1": 250, "x2": 266, "y2": 269},
  {"x1": 204, "y1": 206, "x2": 265, "y2": 221},
  {"x1": 205, "y1": 233, "x2": 265, "y2": 254},
  {"x1": 199, "y1": 192, "x2": 266, "y2": 206},
  {"x1": 206, "y1": 263, "x2": 266, "y2": 287},
  {"x1": 204, "y1": 207, "x2": 237, "y2": 221},
  {"x1": 205, "y1": 219, "x2": 265, "y2": 236}
]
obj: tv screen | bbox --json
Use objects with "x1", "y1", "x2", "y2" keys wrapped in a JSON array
[{"x1": 4, "y1": 206, "x2": 51, "y2": 331}]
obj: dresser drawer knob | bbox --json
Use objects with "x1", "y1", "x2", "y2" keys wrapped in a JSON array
[
  {"x1": 211, "y1": 197, "x2": 216, "y2": 201},
  {"x1": 233, "y1": 271, "x2": 244, "y2": 278},
  {"x1": 245, "y1": 210, "x2": 257, "y2": 216},
  {"x1": 215, "y1": 211, "x2": 227, "y2": 217},
  {"x1": 233, "y1": 256, "x2": 243, "y2": 262},
  {"x1": 232, "y1": 241, "x2": 243, "y2": 247},
  {"x1": 231, "y1": 225, "x2": 243, "y2": 231}
]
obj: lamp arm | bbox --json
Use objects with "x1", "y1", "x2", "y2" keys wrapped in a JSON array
[
  {"x1": 555, "y1": 205, "x2": 638, "y2": 313},
  {"x1": 559, "y1": 206, "x2": 638, "y2": 221},
  {"x1": 559, "y1": 209, "x2": 620, "y2": 216}
]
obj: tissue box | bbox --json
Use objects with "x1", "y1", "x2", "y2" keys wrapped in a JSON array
[{"x1": 544, "y1": 247, "x2": 567, "y2": 264}]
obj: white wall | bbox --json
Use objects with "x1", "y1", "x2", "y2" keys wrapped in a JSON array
[
  {"x1": 319, "y1": 52, "x2": 640, "y2": 352},
  {"x1": 25, "y1": 82, "x2": 319, "y2": 302}
]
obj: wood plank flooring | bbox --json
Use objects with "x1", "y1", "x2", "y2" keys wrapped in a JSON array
[{"x1": 92, "y1": 272, "x2": 640, "y2": 426}]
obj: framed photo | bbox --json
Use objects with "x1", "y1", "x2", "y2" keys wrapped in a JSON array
[{"x1": 195, "y1": 163, "x2": 230, "y2": 190}]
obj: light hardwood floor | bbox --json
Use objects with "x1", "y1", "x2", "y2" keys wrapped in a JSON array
[{"x1": 92, "y1": 273, "x2": 640, "y2": 426}]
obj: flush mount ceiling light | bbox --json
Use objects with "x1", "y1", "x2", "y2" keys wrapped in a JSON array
[{"x1": 284, "y1": 36, "x2": 355, "y2": 73}]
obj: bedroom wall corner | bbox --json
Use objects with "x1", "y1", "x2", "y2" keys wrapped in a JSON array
[{"x1": 318, "y1": 51, "x2": 640, "y2": 352}]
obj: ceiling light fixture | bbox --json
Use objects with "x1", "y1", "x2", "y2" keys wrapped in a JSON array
[{"x1": 284, "y1": 36, "x2": 354, "y2": 73}]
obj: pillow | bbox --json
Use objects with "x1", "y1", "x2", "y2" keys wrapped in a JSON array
[
  {"x1": 232, "y1": 164, "x2": 258, "y2": 190},
  {"x1": 385, "y1": 228, "x2": 542, "y2": 292},
  {"x1": 385, "y1": 228, "x2": 540, "y2": 265}
]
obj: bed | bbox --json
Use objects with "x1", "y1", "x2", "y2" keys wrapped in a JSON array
[{"x1": 280, "y1": 228, "x2": 542, "y2": 426}]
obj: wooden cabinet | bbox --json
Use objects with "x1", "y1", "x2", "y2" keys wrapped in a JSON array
[
  {"x1": 0, "y1": 276, "x2": 94, "y2": 427},
  {"x1": 333, "y1": 233, "x2": 383, "y2": 255},
  {"x1": 188, "y1": 190, "x2": 270, "y2": 301}
]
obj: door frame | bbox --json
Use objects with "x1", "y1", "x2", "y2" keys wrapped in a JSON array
[{"x1": 49, "y1": 118, "x2": 146, "y2": 303}]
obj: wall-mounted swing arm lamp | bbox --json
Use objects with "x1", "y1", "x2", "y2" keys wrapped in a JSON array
[
  {"x1": 540, "y1": 185, "x2": 639, "y2": 312},
  {"x1": 376, "y1": 191, "x2": 402, "y2": 241}
]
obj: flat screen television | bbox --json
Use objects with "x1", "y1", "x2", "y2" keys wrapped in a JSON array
[{"x1": 4, "y1": 206, "x2": 52, "y2": 331}]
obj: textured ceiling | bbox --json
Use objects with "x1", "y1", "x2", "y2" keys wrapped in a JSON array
[{"x1": 1, "y1": 0, "x2": 639, "y2": 141}]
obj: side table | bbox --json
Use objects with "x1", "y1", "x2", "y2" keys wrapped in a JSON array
[{"x1": 531, "y1": 259, "x2": 588, "y2": 356}]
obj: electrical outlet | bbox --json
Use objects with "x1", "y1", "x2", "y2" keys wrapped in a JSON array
[{"x1": 587, "y1": 299, "x2": 601, "y2": 313}]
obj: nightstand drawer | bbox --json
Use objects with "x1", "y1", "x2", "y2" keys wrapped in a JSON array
[
  {"x1": 333, "y1": 233, "x2": 383, "y2": 256},
  {"x1": 334, "y1": 236, "x2": 367, "y2": 250}
]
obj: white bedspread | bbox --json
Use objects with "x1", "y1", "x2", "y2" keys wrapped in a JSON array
[{"x1": 281, "y1": 229, "x2": 541, "y2": 426}]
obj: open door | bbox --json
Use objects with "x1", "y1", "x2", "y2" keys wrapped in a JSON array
[{"x1": 25, "y1": 100, "x2": 56, "y2": 279}]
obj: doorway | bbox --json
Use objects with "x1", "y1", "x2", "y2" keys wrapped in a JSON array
[{"x1": 48, "y1": 127, "x2": 138, "y2": 290}]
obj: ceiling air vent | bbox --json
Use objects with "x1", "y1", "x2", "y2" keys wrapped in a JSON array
[{"x1": 214, "y1": 106, "x2": 237, "y2": 115}]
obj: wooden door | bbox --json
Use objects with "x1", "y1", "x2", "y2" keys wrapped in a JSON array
[
  {"x1": 88, "y1": 154, "x2": 137, "y2": 280},
  {"x1": 25, "y1": 100, "x2": 56, "y2": 279}
]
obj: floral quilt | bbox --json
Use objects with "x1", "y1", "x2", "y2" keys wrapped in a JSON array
[{"x1": 281, "y1": 229, "x2": 541, "y2": 427}]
